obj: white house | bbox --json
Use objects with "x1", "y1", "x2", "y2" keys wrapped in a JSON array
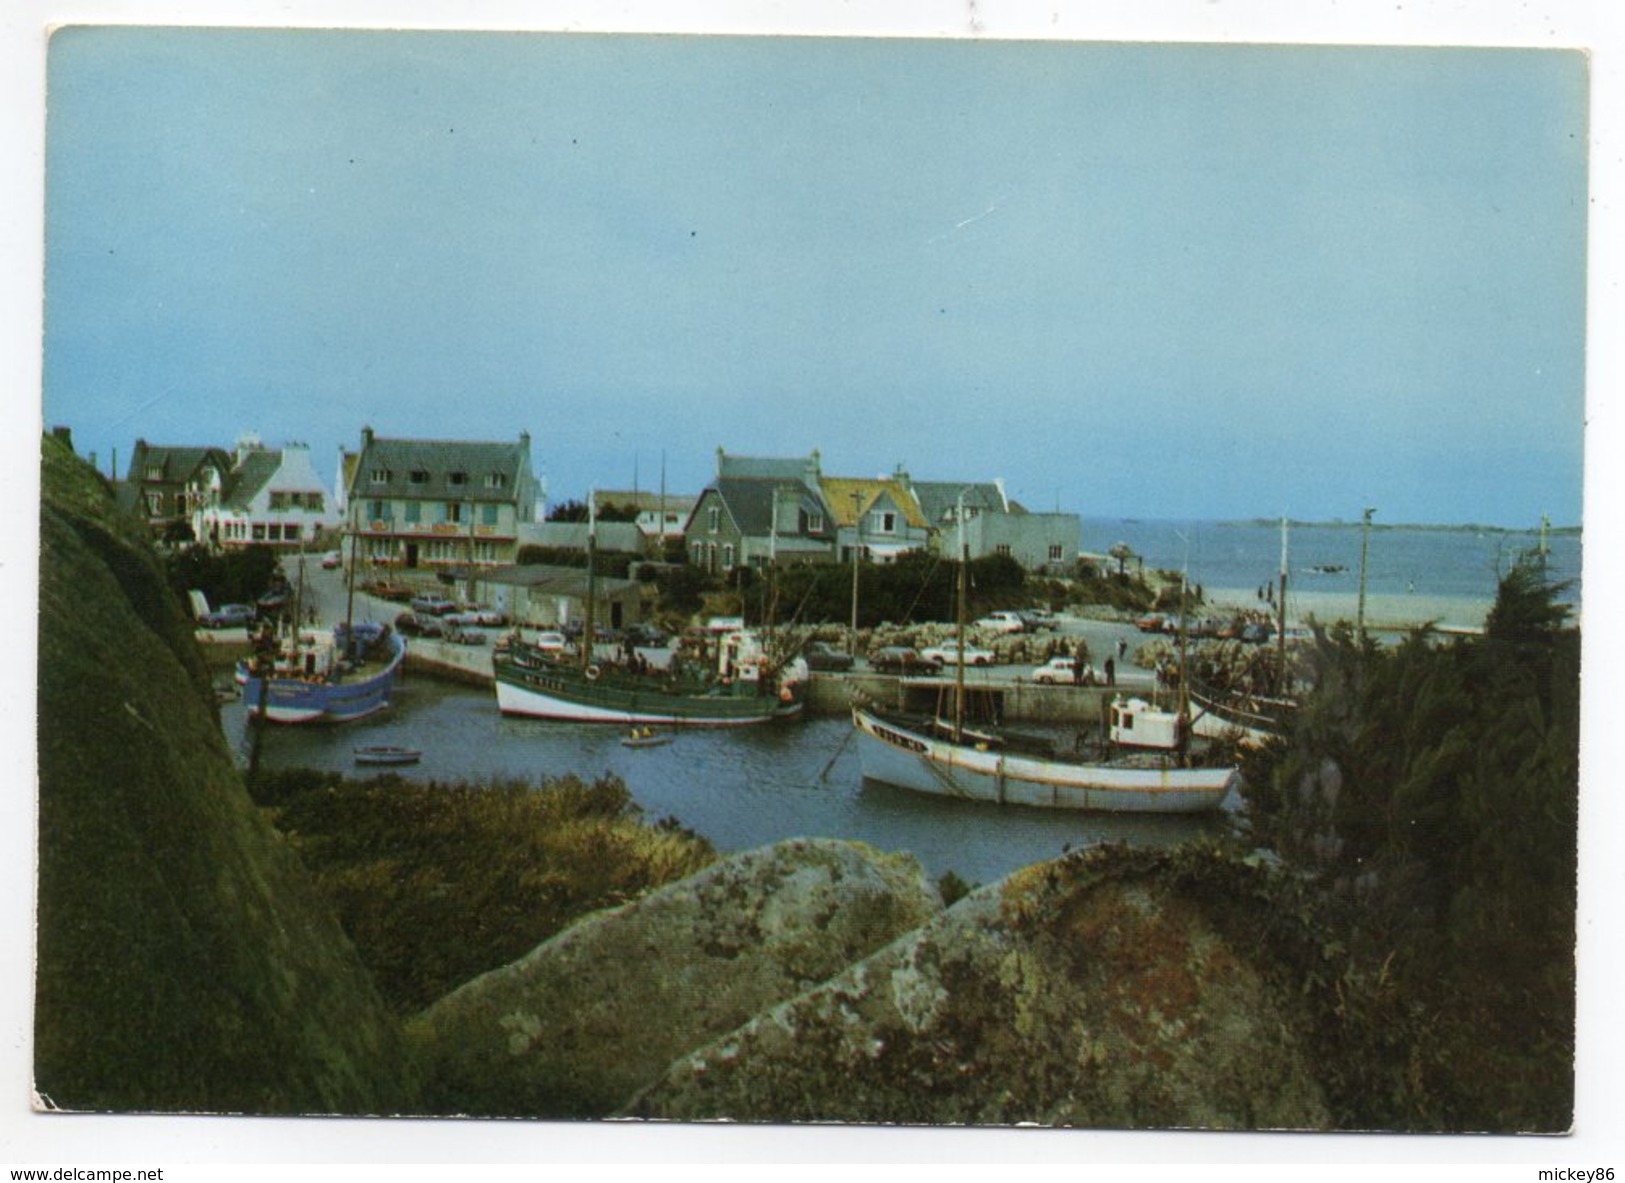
[{"x1": 192, "y1": 436, "x2": 339, "y2": 549}]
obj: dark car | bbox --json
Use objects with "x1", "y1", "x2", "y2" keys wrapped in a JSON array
[
  {"x1": 624, "y1": 622, "x2": 670, "y2": 648},
  {"x1": 410, "y1": 591, "x2": 459, "y2": 616},
  {"x1": 867, "y1": 646, "x2": 931, "y2": 675},
  {"x1": 802, "y1": 641, "x2": 855, "y2": 672},
  {"x1": 200, "y1": 603, "x2": 256, "y2": 629},
  {"x1": 394, "y1": 610, "x2": 444, "y2": 638}
]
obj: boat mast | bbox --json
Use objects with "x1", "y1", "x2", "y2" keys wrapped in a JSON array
[
  {"x1": 1276, "y1": 516, "x2": 1289, "y2": 693},
  {"x1": 954, "y1": 488, "x2": 968, "y2": 742},
  {"x1": 1356, "y1": 506, "x2": 1375, "y2": 645},
  {"x1": 582, "y1": 489, "x2": 597, "y2": 673}
]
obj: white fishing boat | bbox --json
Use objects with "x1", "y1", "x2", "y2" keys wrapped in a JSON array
[{"x1": 851, "y1": 488, "x2": 1237, "y2": 813}]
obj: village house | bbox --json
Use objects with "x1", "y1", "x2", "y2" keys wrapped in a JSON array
[
  {"x1": 905, "y1": 472, "x2": 1080, "y2": 572},
  {"x1": 818, "y1": 473, "x2": 933, "y2": 563},
  {"x1": 121, "y1": 439, "x2": 234, "y2": 540},
  {"x1": 340, "y1": 427, "x2": 539, "y2": 570},
  {"x1": 190, "y1": 435, "x2": 338, "y2": 550},
  {"x1": 465, "y1": 564, "x2": 644, "y2": 633},
  {"x1": 592, "y1": 487, "x2": 699, "y2": 553},
  {"x1": 683, "y1": 449, "x2": 836, "y2": 574}
]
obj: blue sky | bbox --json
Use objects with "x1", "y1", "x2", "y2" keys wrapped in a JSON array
[{"x1": 42, "y1": 28, "x2": 1587, "y2": 526}]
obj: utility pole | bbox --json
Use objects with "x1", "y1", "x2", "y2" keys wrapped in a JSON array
[
  {"x1": 849, "y1": 490, "x2": 863, "y2": 656},
  {"x1": 1356, "y1": 507, "x2": 1376, "y2": 645}
]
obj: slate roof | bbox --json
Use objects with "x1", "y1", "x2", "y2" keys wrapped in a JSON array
[
  {"x1": 908, "y1": 480, "x2": 1010, "y2": 523},
  {"x1": 126, "y1": 441, "x2": 230, "y2": 485},
  {"x1": 594, "y1": 489, "x2": 699, "y2": 515},
  {"x1": 469, "y1": 564, "x2": 638, "y2": 598},
  {"x1": 716, "y1": 450, "x2": 821, "y2": 488},
  {"x1": 351, "y1": 434, "x2": 530, "y2": 504},
  {"x1": 712, "y1": 477, "x2": 833, "y2": 538},
  {"x1": 221, "y1": 450, "x2": 281, "y2": 509}
]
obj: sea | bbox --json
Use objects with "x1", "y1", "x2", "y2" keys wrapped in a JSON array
[
  {"x1": 228, "y1": 518, "x2": 1582, "y2": 885},
  {"x1": 1078, "y1": 517, "x2": 1582, "y2": 632}
]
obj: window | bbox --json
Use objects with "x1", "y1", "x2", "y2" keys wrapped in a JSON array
[
  {"x1": 252, "y1": 524, "x2": 266, "y2": 541},
  {"x1": 485, "y1": 472, "x2": 507, "y2": 490},
  {"x1": 144, "y1": 464, "x2": 163, "y2": 481},
  {"x1": 995, "y1": 544, "x2": 1012, "y2": 558},
  {"x1": 1049, "y1": 543, "x2": 1065, "y2": 561},
  {"x1": 409, "y1": 469, "x2": 429, "y2": 485},
  {"x1": 448, "y1": 471, "x2": 467, "y2": 487},
  {"x1": 808, "y1": 513, "x2": 824, "y2": 533},
  {"x1": 144, "y1": 493, "x2": 163, "y2": 515},
  {"x1": 368, "y1": 500, "x2": 387, "y2": 520},
  {"x1": 269, "y1": 492, "x2": 288, "y2": 510},
  {"x1": 722, "y1": 544, "x2": 735, "y2": 569},
  {"x1": 481, "y1": 504, "x2": 499, "y2": 526},
  {"x1": 306, "y1": 493, "x2": 324, "y2": 512},
  {"x1": 370, "y1": 468, "x2": 391, "y2": 484},
  {"x1": 446, "y1": 502, "x2": 463, "y2": 524},
  {"x1": 707, "y1": 506, "x2": 720, "y2": 533},
  {"x1": 405, "y1": 502, "x2": 421, "y2": 524},
  {"x1": 881, "y1": 511, "x2": 896, "y2": 533}
]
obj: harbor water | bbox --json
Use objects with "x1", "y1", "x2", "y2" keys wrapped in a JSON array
[{"x1": 222, "y1": 680, "x2": 1231, "y2": 886}]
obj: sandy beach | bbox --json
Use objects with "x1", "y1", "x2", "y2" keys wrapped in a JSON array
[{"x1": 1205, "y1": 586, "x2": 1495, "y2": 634}]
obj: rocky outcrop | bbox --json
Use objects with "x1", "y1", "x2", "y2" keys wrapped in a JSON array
[
  {"x1": 627, "y1": 849, "x2": 1332, "y2": 1129},
  {"x1": 408, "y1": 837, "x2": 942, "y2": 1117},
  {"x1": 35, "y1": 436, "x2": 413, "y2": 1114}
]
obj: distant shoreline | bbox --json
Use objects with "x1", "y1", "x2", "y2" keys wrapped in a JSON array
[{"x1": 1086, "y1": 516, "x2": 1578, "y2": 535}]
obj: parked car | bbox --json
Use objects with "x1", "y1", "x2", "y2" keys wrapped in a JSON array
[
  {"x1": 1032, "y1": 655, "x2": 1095, "y2": 685},
  {"x1": 530, "y1": 630, "x2": 568, "y2": 654},
  {"x1": 447, "y1": 607, "x2": 509, "y2": 628},
  {"x1": 410, "y1": 591, "x2": 459, "y2": 616},
  {"x1": 802, "y1": 641, "x2": 855, "y2": 672},
  {"x1": 393, "y1": 610, "x2": 445, "y2": 638},
  {"x1": 624, "y1": 622, "x2": 670, "y2": 648},
  {"x1": 920, "y1": 642, "x2": 997, "y2": 667},
  {"x1": 1018, "y1": 608, "x2": 1059, "y2": 631},
  {"x1": 974, "y1": 611, "x2": 1026, "y2": 635},
  {"x1": 256, "y1": 586, "x2": 292, "y2": 617},
  {"x1": 868, "y1": 646, "x2": 932, "y2": 675},
  {"x1": 1136, "y1": 612, "x2": 1171, "y2": 633},
  {"x1": 443, "y1": 621, "x2": 486, "y2": 646},
  {"x1": 200, "y1": 603, "x2": 256, "y2": 629},
  {"x1": 320, "y1": 550, "x2": 342, "y2": 570},
  {"x1": 362, "y1": 579, "x2": 414, "y2": 603}
]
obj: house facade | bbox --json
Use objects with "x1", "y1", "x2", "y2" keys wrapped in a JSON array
[
  {"x1": 191, "y1": 436, "x2": 338, "y2": 549},
  {"x1": 122, "y1": 439, "x2": 234, "y2": 539},
  {"x1": 818, "y1": 475, "x2": 932, "y2": 563},
  {"x1": 593, "y1": 488, "x2": 699, "y2": 552},
  {"x1": 343, "y1": 427, "x2": 538, "y2": 569},
  {"x1": 684, "y1": 449, "x2": 837, "y2": 573},
  {"x1": 907, "y1": 475, "x2": 1079, "y2": 572}
]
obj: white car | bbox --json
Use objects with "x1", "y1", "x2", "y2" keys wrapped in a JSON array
[
  {"x1": 1032, "y1": 656, "x2": 1092, "y2": 684},
  {"x1": 530, "y1": 630, "x2": 568, "y2": 653},
  {"x1": 921, "y1": 642, "x2": 996, "y2": 667},
  {"x1": 974, "y1": 611, "x2": 1026, "y2": 634}
]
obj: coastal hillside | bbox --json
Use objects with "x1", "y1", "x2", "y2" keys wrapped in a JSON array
[{"x1": 35, "y1": 435, "x2": 413, "y2": 1114}]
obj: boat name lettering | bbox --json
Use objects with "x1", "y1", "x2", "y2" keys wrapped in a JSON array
[{"x1": 872, "y1": 722, "x2": 928, "y2": 753}]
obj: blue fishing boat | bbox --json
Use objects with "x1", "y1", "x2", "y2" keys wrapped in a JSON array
[{"x1": 239, "y1": 621, "x2": 407, "y2": 724}]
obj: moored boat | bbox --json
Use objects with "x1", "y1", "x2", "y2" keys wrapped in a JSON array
[
  {"x1": 353, "y1": 743, "x2": 422, "y2": 765},
  {"x1": 493, "y1": 626, "x2": 807, "y2": 726},
  {"x1": 239, "y1": 621, "x2": 407, "y2": 724},
  {"x1": 853, "y1": 700, "x2": 1238, "y2": 813}
]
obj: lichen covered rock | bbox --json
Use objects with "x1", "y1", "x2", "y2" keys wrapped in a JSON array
[
  {"x1": 408, "y1": 836, "x2": 941, "y2": 1117},
  {"x1": 628, "y1": 847, "x2": 1332, "y2": 1129},
  {"x1": 35, "y1": 435, "x2": 412, "y2": 1114}
]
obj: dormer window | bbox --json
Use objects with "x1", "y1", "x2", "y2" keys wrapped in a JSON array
[
  {"x1": 144, "y1": 464, "x2": 163, "y2": 481},
  {"x1": 409, "y1": 469, "x2": 430, "y2": 485},
  {"x1": 808, "y1": 513, "x2": 824, "y2": 533},
  {"x1": 485, "y1": 472, "x2": 507, "y2": 490},
  {"x1": 448, "y1": 471, "x2": 467, "y2": 487},
  {"x1": 370, "y1": 468, "x2": 391, "y2": 484}
]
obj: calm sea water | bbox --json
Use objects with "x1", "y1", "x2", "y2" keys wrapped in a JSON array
[
  {"x1": 1080, "y1": 517, "x2": 1581, "y2": 605},
  {"x1": 223, "y1": 683, "x2": 1229, "y2": 885}
]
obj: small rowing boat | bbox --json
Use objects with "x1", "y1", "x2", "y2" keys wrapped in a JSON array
[
  {"x1": 620, "y1": 727, "x2": 674, "y2": 749},
  {"x1": 353, "y1": 744, "x2": 422, "y2": 766}
]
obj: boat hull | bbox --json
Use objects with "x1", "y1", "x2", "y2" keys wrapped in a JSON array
[
  {"x1": 242, "y1": 630, "x2": 406, "y2": 725},
  {"x1": 853, "y1": 708, "x2": 1237, "y2": 813},
  {"x1": 494, "y1": 661, "x2": 786, "y2": 726}
]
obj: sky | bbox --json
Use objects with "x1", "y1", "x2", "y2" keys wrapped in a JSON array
[{"x1": 37, "y1": 24, "x2": 1589, "y2": 528}]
